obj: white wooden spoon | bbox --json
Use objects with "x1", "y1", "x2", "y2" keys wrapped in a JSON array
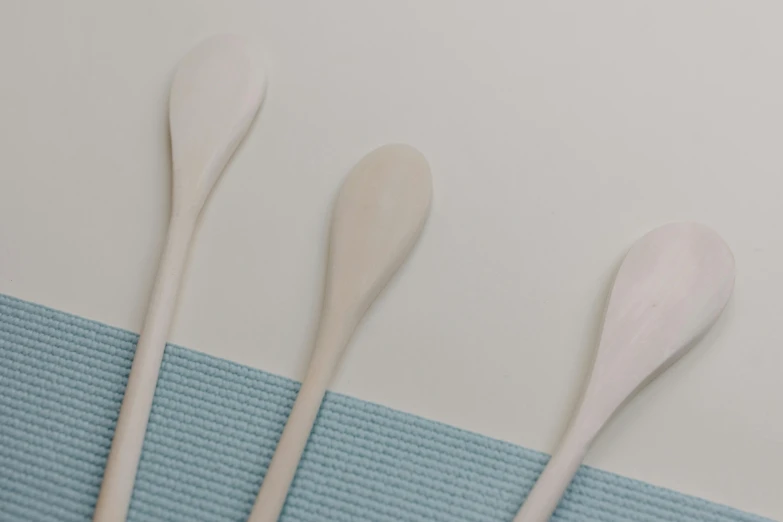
[
  {"x1": 247, "y1": 144, "x2": 433, "y2": 522},
  {"x1": 93, "y1": 34, "x2": 265, "y2": 522},
  {"x1": 514, "y1": 222, "x2": 735, "y2": 522}
]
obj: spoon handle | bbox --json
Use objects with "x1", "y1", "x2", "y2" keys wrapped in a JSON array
[
  {"x1": 93, "y1": 213, "x2": 195, "y2": 522},
  {"x1": 248, "y1": 316, "x2": 348, "y2": 522},
  {"x1": 513, "y1": 423, "x2": 591, "y2": 522},
  {"x1": 247, "y1": 377, "x2": 326, "y2": 522}
]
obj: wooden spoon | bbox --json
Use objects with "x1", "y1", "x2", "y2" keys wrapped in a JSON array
[
  {"x1": 93, "y1": 34, "x2": 266, "y2": 521},
  {"x1": 514, "y1": 222, "x2": 735, "y2": 522},
  {"x1": 247, "y1": 143, "x2": 433, "y2": 522}
]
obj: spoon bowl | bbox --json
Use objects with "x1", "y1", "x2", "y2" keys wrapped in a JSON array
[{"x1": 169, "y1": 34, "x2": 266, "y2": 212}]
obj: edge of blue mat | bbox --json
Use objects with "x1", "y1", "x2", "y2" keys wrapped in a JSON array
[{"x1": 0, "y1": 292, "x2": 774, "y2": 522}]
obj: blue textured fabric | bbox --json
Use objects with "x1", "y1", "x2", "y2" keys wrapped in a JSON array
[{"x1": 0, "y1": 293, "x2": 771, "y2": 522}]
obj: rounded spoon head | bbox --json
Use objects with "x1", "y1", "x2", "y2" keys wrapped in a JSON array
[
  {"x1": 324, "y1": 143, "x2": 433, "y2": 329},
  {"x1": 169, "y1": 34, "x2": 266, "y2": 211},
  {"x1": 584, "y1": 222, "x2": 735, "y2": 425}
]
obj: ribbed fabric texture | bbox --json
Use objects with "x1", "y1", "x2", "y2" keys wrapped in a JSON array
[{"x1": 0, "y1": 293, "x2": 771, "y2": 522}]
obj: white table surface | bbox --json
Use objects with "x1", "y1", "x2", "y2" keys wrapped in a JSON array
[{"x1": 1, "y1": 1, "x2": 782, "y2": 519}]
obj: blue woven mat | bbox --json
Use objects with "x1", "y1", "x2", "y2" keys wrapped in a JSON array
[{"x1": 0, "y1": 293, "x2": 771, "y2": 521}]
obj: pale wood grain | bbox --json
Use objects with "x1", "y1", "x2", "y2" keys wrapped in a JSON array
[{"x1": 514, "y1": 223, "x2": 735, "y2": 522}]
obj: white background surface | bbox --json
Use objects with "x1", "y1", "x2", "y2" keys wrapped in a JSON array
[{"x1": 1, "y1": 1, "x2": 782, "y2": 519}]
